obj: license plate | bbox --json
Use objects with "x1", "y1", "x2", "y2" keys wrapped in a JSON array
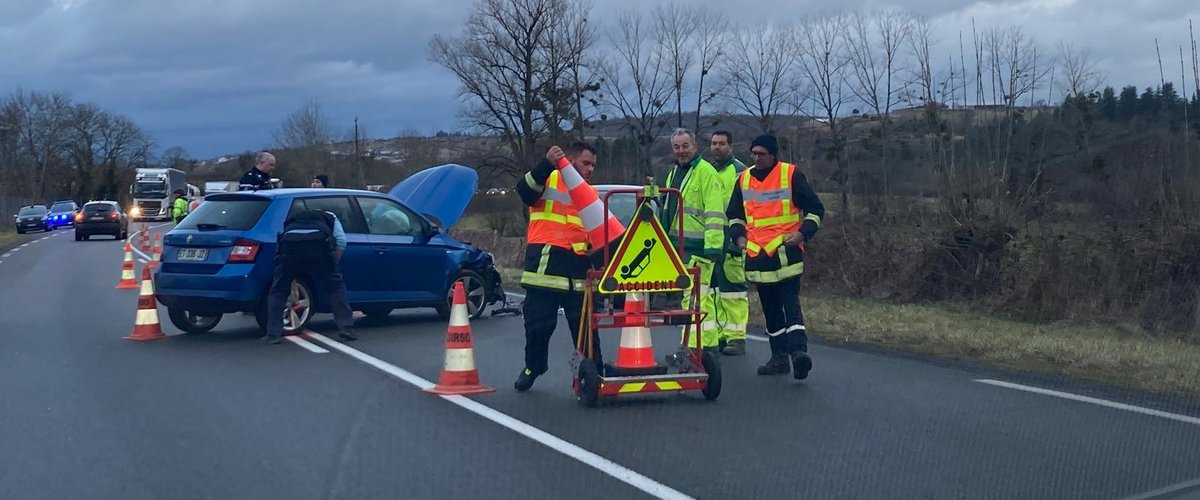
[
  {"x1": 177, "y1": 248, "x2": 209, "y2": 261},
  {"x1": 90, "y1": 216, "x2": 106, "y2": 221}
]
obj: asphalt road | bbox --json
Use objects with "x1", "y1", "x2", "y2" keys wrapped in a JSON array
[{"x1": 2, "y1": 224, "x2": 1200, "y2": 500}]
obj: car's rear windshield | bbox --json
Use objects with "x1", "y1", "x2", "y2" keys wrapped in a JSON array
[
  {"x1": 19, "y1": 207, "x2": 46, "y2": 216},
  {"x1": 175, "y1": 199, "x2": 270, "y2": 231},
  {"x1": 83, "y1": 204, "x2": 114, "y2": 214},
  {"x1": 50, "y1": 203, "x2": 75, "y2": 212}
]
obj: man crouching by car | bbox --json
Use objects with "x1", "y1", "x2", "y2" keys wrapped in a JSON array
[{"x1": 261, "y1": 209, "x2": 358, "y2": 344}]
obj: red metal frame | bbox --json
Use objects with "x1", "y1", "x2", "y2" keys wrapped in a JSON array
[{"x1": 571, "y1": 183, "x2": 710, "y2": 400}]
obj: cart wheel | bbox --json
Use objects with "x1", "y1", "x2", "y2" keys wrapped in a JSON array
[
  {"x1": 701, "y1": 350, "x2": 722, "y2": 401},
  {"x1": 577, "y1": 362, "x2": 601, "y2": 408}
]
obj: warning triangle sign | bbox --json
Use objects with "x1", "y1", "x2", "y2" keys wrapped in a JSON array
[{"x1": 599, "y1": 199, "x2": 692, "y2": 294}]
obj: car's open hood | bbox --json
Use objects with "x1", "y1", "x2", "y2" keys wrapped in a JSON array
[{"x1": 388, "y1": 164, "x2": 478, "y2": 229}]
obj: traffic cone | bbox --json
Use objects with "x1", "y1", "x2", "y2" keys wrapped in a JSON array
[
  {"x1": 148, "y1": 233, "x2": 162, "y2": 269},
  {"x1": 116, "y1": 241, "x2": 138, "y2": 289},
  {"x1": 124, "y1": 266, "x2": 165, "y2": 341},
  {"x1": 425, "y1": 281, "x2": 495, "y2": 395},
  {"x1": 554, "y1": 156, "x2": 626, "y2": 249},
  {"x1": 606, "y1": 292, "x2": 667, "y2": 376}
]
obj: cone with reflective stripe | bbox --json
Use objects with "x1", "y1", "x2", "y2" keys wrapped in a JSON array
[
  {"x1": 124, "y1": 265, "x2": 165, "y2": 341},
  {"x1": 554, "y1": 156, "x2": 626, "y2": 249},
  {"x1": 148, "y1": 233, "x2": 162, "y2": 269},
  {"x1": 425, "y1": 281, "x2": 495, "y2": 395},
  {"x1": 607, "y1": 292, "x2": 666, "y2": 376},
  {"x1": 140, "y1": 225, "x2": 150, "y2": 251},
  {"x1": 116, "y1": 241, "x2": 138, "y2": 289}
]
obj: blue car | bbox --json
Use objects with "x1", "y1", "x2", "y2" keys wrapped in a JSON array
[
  {"x1": 154, "y1": 164, "x2": 507, "y2": 335},
  {"x1": 45, "y1": 200, "x2": 80, "y2": 230}
]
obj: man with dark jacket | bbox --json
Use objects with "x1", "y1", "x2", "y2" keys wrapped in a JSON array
[
  {"x1": 726, "y1": 134, "x2": 825, "y2": 380},
  {"x1": 240, "y1": 151, "x2": 276, "y2": 191},
  {"x1": 261, "y1": 209, "x2": 357, "y2": 344}
]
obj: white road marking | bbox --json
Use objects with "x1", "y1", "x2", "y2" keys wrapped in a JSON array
[
  {"x1": 304, "y1": 332, "x2": 693, "y2": 500},
  {"x1": 285, "y1": 335, "x2": 329, "y2": 354},
  {"x1": 1, "y1": 253, "x2": 9, "y2": 259},
  {"x1": 128, "y1": 222, "x2": 172, "y2": 261},
  {"x1": 1119, "y1": 477, "x2": 1200, "y2": 500},
  {"x1": 975, "y1": 379, "x2": 1200, "y2": 426},
  {"x1": 19, "y1": 243, "x2": 28, "y2": 247}
]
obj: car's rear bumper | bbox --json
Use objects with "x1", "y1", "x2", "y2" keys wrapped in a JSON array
[
  {"x1": 15, "y1": 222, "x2": 43, "y2": 231},
  {"x1": 155, "y1": 269, "x2": 265, "y2": 314},
  {"x1": 76, "y1": 222, "x2": 121, "y2": 234}
]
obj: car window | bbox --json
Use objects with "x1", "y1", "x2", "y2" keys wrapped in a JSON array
[
  {"x1": 19, "y1": 207, "x2": 46, "y2": 216},
  {"x1": 356, "y1": 196, "x2": 421, "y2": 236},
  {"x1": 83, "y1": 203, "x2": 115, "y2": 215},
  {"x1": 292, "y1": 196, "x2": 367, "y2": 234},
  {"x1": 50, "y1": 203, "x2": 75, "y2": 213},
  {"x1": 175, "y1": 199, "x2": 270, "y2": 231}
]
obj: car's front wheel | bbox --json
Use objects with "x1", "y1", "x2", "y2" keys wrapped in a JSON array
[
  {"x1": 167, "y1": 308, "x2": 223, "y2": 334},
  {"x1": 435, "y1": 269, "x2": 487, "y2": 320},
  {"x1": 255, "y1": 279, "x2": 314, "y2": 334}
]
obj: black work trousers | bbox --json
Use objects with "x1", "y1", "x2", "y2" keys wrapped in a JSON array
[
  {"x1": 521, "y1": 286, "x2": 603, "y2": 375},
  {"x1": 755, "y1": 275, "x2": 807, "y2": 355},
  {"x1": 265, "y1": 254, "x2": 353, "y2": 339}
]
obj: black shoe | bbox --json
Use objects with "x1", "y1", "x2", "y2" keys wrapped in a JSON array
[
  {"x1": 756, "y1": 353, "x2": 791, "y2": 376},
  {"x1": 259, "y1": 335, "x2": 282, "y2": 344},
  {"x1": 514, "y1": 368, "x2": 539, "y2": 392},
  {"x1": 338, "y1": 329, "x2": 358, "y2": 341},
  {"x1": 791, "y1": 351, "x2": 812, "y2": 380},
  {"x1": 722, "y1": 339, "x2": 747, "y2": 356}
]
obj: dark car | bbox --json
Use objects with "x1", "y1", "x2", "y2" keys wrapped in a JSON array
[
  {"x1": 154, "y1": 164, "x2": 507, "y2": 335},
  {"x1": 14, "y1": 205, "x2": 49, "y2": 234},
  {"x1": 74, "y1": 201, "x2": 129, "y2": 241},
  {"x1": 45, "y1": 200, "x2": 80, "y2": 230}
]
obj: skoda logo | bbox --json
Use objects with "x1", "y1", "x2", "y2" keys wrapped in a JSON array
[{"x1": 186, "y1": 235, "x2": 193, "y2": 244}]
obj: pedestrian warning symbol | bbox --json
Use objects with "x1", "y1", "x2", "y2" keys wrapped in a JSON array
[{"x1": 599, "y1": 199, "x2": 692, "y2": 294}]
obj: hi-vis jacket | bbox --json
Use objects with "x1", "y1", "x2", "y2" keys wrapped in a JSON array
[
  {"x1": 726, "y1": 161, "x2": 825, "y2": 283},
  {"x1": 659, "y1": 155, "x2": 727, "y2": 259},
  {"x1": 516, "y1": 159, "x2": 592, "y2": 293}
]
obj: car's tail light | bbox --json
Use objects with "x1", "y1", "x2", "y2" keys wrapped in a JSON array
[
  {"x1": 228, "y1": 240, "x2": 260, "y2": 263},
  {"x1": 110, "y1": 212, "x2": 118, "y2": 220},
  {"x1": 74, "y1": 213, "x2": 83, "y2": 222}
]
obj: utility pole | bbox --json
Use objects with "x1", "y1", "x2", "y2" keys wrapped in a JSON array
[{"x1": 354, "y1": 117, "x2": 365, "y2": 188}]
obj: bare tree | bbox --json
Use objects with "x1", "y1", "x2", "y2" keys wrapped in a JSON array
[
  {"x1": 274, "y1": 99, "x2": 334, "y2": 150},
  {"x1": 985, "y1": 26, "x2": 1049, "y2": 109},
  {"x1": 162, "y1": 146, "x2": 190, "y2": 169},
  {"x1": 846, "y1": 9, "x2": 913, "y2": 199},
  {"x1": 652, "y1": 1, "x2": 698, "y2": 130},
  {"x1": 1058, "y1": 42, "x2": 1104, "y2": 99},
  {"x1": 597, "y1": 9, "x2": 674, "y2": 178},
  {"x1": 554, "y1": 0, "x2": 598, "y2": 141},
  {"x1": 797, "y1": 15, "x2": 853, "y2": 211},
  {"x1": 721, "y1": 23, "x2": 799, "y2": 134},
  {"x1": 692, "y1": 7, "x2": 729, "y2": 133},
  {"x1": 8, "y1": 90, "x2": 72, "y2": 199},
  {"x1": 429, "y1": 0, "x2": 589, "y2": 180},
  {"x1": 907, "y1": 15, "x2": 938, "y2": 107}
]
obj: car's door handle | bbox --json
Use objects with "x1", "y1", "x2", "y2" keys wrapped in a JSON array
[{"x1": 372, "y1": 247, "x2": 389, "y2": 254}]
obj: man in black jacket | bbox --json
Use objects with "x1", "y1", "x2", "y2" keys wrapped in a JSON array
[{"x1": 240, "y1": 151, "x2": 277, "y2": 191}]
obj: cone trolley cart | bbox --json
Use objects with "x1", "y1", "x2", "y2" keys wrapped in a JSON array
[{"x1": 571, "y1": 180, "x2": 721, "y2": 408}]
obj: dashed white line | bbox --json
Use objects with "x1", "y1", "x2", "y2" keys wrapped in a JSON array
[
  {"x1": 1119, "y1": 477, "x2": 1200, "y2": 500},
  {"x1": 304, "y1": 331, "x2": 693, "y2": 500},
  {"x1": 975, "y1": 379, "x2": 1200, "y2": 426},
  {"x1": 285, "y1": 335, "x2": 329, "y2": 353},
  {"x1": 1, "y1": 253, "x2": 9, "y2": 259}
]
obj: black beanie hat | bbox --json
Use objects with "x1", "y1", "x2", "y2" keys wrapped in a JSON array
[
  {"x1": 313, "y1": 174, "x2": 330, "y2": 187},
  {"x1": 751, "y1": 134, "x2": 778, "y2": 156}
]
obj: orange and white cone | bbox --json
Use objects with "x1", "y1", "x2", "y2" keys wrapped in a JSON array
[
  {"x1": 140, "y1": 226, "x2": 150, "y2": 251},
  {"x1": 116, "y1": 241, "x2": 138, "y2": 289},
  {"x1": 425, "y1": 281, "x2": 495, "y2": 395},
  {"x1": 555, "y1": 156, "x2": 626, "y2": 249},
  {"x1": 149, "y1": 233, "x2": 162, "y2": 269},
  {"x1": 124, "y1": 266, "x2": 165, "y2": 341},
  {"x1": 611, "y1": 292, "x2": 659, "y2": 373}
]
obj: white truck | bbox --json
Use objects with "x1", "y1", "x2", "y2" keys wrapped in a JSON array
[
  {"x1": 129, "y1": 168, "x2": 187, "y2": 221},
  {"x1": 204, "y1": 181, "x2": 238, "y2": 194}
]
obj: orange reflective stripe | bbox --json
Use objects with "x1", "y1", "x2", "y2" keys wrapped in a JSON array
[{"x1": 528, "y1": 171, "x2": 588, "y2": 255}]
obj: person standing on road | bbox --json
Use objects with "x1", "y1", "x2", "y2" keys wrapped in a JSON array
[
  {"x1": 171, "y1": 189, "x2": 189, "y2": 224},
  {"x1": 659, "y1": 128, "x2": 727, "y2": 358},
  {"x1": 512, "y1": 142, "x2": 605, "y2": 392},
  {"x1": 726, "y1": 134, "x2": 825, "y2": 379},
  {"x1": 239, "y1": 151, "x2": 277, "y2": 191},
  {"x1": 261, "y1": 208, "x2": 357, "y2": 344},
  {"x1": 707, "y1": 130, "x2": 750, "y2": 356}
]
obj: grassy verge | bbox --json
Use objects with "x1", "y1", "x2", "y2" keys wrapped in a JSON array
[
  {"x1": 497, "y1": 266, "x2": 1200, "y2": 399},
  {"x1": 0, "y1": 229, "x2": 20, "y2": 251}
]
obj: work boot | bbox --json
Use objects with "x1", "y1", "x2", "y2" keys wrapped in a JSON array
[
  {"x1": 259, "y1": 335, "x2": 282, "y2": 345},
  {"x1": 514, "y1": 368, "x2": 540, "y2": 392},
  {"x1": 338, "y1": 328, "x2": 358, "y2": 341},
  {"x1": 722, "y1": 339, "x2": 746, "y2": 356},
  {"x1": 756, "y1": 353, "x2": 791, "y2": 376},
  {"x1": 791, "y1": 351, "x2": 813, "y2": 380}
]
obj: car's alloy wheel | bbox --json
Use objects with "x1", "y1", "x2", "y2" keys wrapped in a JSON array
[{"x1": 441, "y1": 270, "x2": 487, "y2": 320}]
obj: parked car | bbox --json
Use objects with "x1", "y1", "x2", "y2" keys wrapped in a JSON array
[
  {"x1": 74, "y1": 201, "x2": 129, "y2": 241},
  {"x1": 14, "y1": 205, "x2": 49, "y2": 234},
  {"x1": 594, "y1": 184, "x2": 661, "y2": 226},
  {"x1": 154, "y1": 165, "x2": 506, "y2": 335},
  {"x1": 45, "y1": 200, "x2": 80, "y2": 230}
]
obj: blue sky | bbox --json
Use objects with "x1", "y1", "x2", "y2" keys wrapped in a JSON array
[{"x1": 2, "y1": 0, "x2": 1197, "y2": 160}]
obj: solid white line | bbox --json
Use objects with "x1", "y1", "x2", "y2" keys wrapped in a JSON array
[
  {"x1": 304, "y1": 332, "x2": 693, "y2": 500},
  {"x1": 19, "y1": 243, "x2": 28, "y2": 247},
  {"x1": 1119, "y1": 477, "x2": 1200, "y2": 500},
  {"x1": 128, "y1": 222, "x2": 169, "y2": 262},
  {"x1": 1, "y1": 253, "x2": 9, "y2": 258},
  {"x1": 285, "y1": 335, "x2": 329, "y2": 354},
  {"x1": 975, "y1": 379, "x2": 1200, "y2": 426}
]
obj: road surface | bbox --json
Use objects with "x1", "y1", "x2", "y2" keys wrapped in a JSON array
[{"x1": 1, "y1": 224, "x2": 1199, "y2": 500}]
